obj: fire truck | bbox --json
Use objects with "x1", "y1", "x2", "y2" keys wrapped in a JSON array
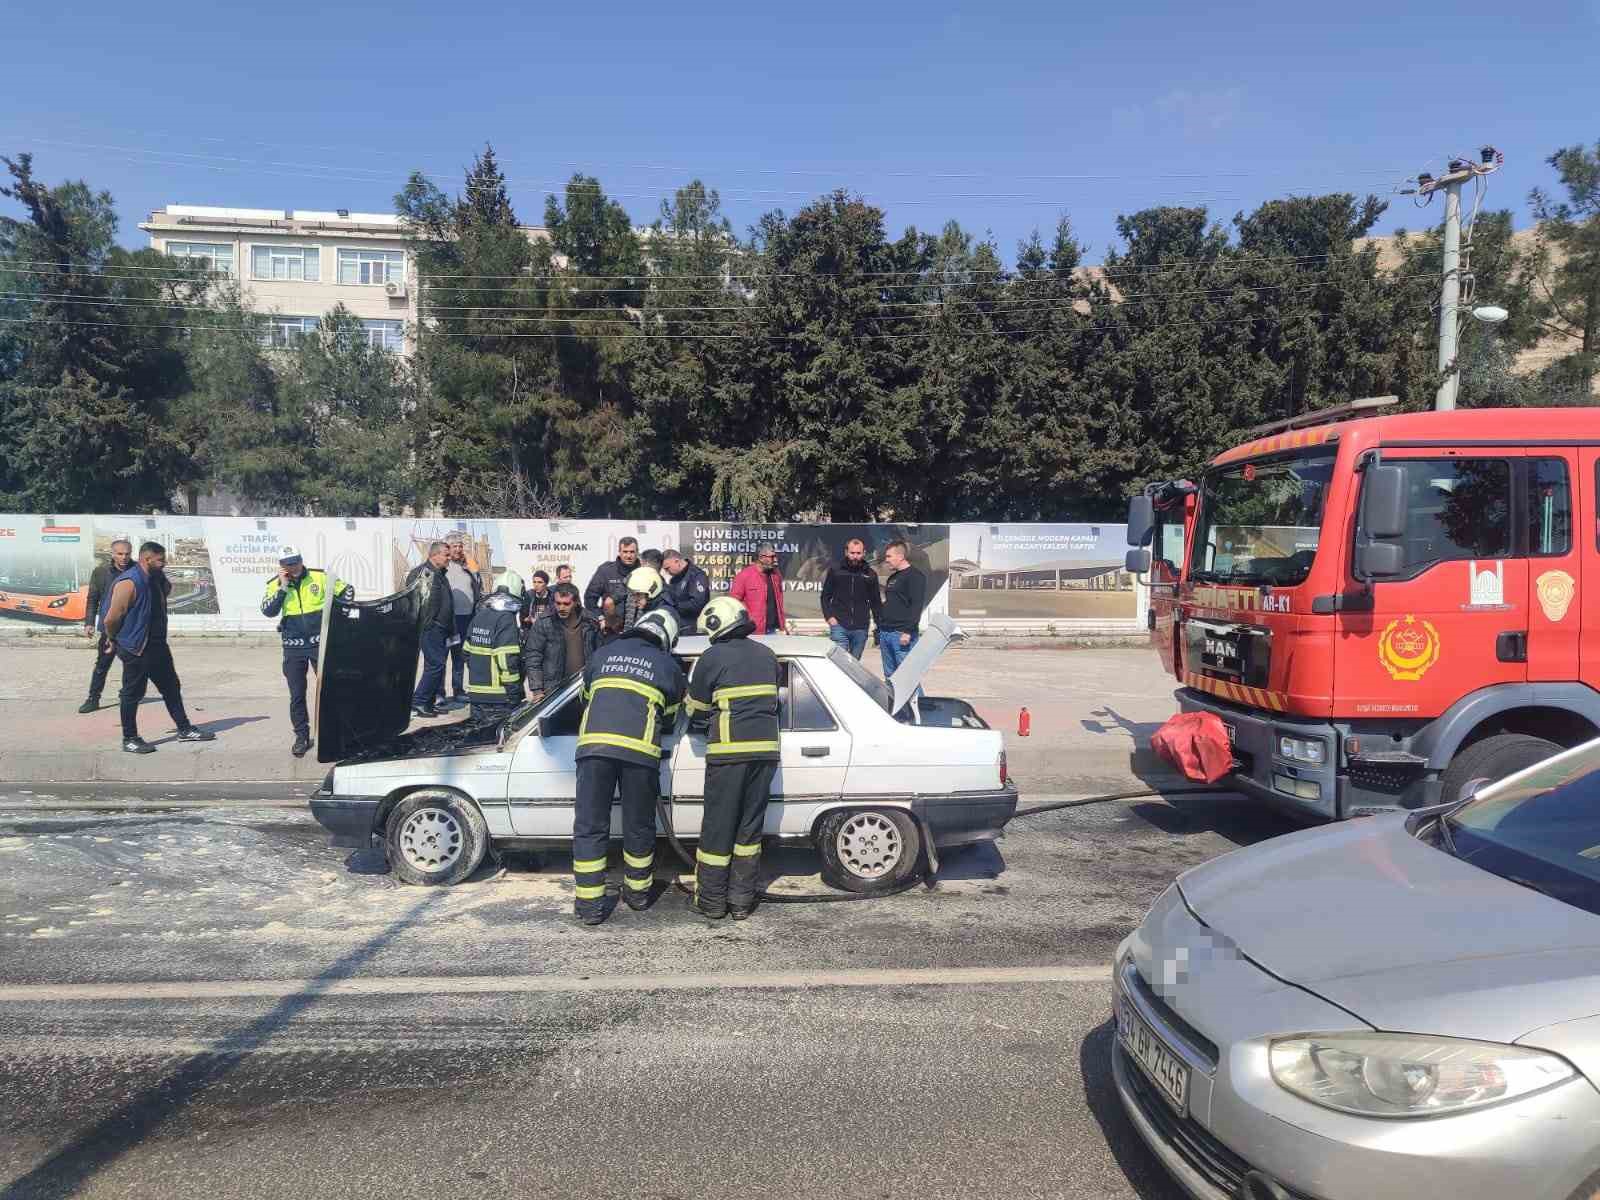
[{"x1": 1126, "y1": 397, "x2": 1600, "y2": 818}]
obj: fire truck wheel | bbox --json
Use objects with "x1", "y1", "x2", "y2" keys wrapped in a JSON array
[{"x1": 1440, "y1": 733, "x2": 1561, "y2": 804}]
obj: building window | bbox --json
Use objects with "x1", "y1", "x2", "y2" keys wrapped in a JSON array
[
  {"x1": 251, "y1": 245, "x2": 321, "y2": 282},
  {"x1": 360, "y1": 319, "x2": 405, "y2": 352},
  {"x1": 337, "y1": 248, "x2": 405, "y2": 286},
  {"x1": 165, "y1": 241, "x2": 233, "y2": 276},
  {"x1": 262, "y1": 315, "x2": 320, "y2": 349}
]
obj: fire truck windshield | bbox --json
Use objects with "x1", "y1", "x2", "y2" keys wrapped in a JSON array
[{"x1": 1189, "y1": 451, "x2": 1336, "y2": 587}]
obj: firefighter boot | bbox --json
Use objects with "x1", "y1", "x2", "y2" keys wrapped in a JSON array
[
  {"x1": 621, "y1": 848, "x2": 657, "y2": 911},
  {"x1": 692, "y1": 848, "x2": 731, "y2": 919},
  {"x1": 728, "y1": 842, "x2": 762, "y2": 920}
]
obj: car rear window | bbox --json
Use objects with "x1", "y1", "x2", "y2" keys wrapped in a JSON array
[{"x1": 828, "y1": 646, "x2": 891, "y2": 712}]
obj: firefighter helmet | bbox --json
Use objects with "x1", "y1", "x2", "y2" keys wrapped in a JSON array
[
  {"x1": 697, "y1": 595, "x2": 748, "y2": 642},
  {"x1": 497, "y1": 569, "x2": 525, "y2": 598},
  {"x1": 633, "y1": 608, "x2": 680, "y2": 651},
  {"x1": 627, "y1": 565, "x2": 664, "y2": 601}
]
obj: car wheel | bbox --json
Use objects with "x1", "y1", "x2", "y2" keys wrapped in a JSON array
[
  {"x1": 385, "y1": 790, "x2": 488, "y2": 886},
  {"x1": 1440, "y1": 733, "x2": 1562, "y2": 804},
  {"x1": 816, "y1": 807, "x2": 921, "y2": 894}
]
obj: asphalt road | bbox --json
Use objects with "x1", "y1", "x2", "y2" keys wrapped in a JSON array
[{"x1": 0, "y1": 791, "x2": 1305, "y2": 1200}]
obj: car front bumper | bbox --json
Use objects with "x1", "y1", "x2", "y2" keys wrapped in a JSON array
[
  {"x1": 911, "y1": 783, "x2": 1018, "y2": 848},
  {"x1": 1113, "y1": 890, "x2": 1600, "y2": 1200},
  {"x1": 308, "y1": 794, "x2": 383, "y2": 847}
]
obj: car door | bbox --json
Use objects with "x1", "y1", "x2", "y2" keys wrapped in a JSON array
[
  {"x1": 1338, "y1": 450, "x2": 1527, "y2": 715},
  {"x1": 506, "y1": 680, "x2": 582, "y2": 836},
  {"x1": 668, "y1": 658, "x2": 850, "y2": 838}
]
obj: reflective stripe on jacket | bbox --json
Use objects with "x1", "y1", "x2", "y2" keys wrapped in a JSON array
[
  {"x1": 686, "y1": 633, "x2": 781, "y2": 762},
  {"x1": 575, "y1": 630, "x2": 687, "y2": 767}
]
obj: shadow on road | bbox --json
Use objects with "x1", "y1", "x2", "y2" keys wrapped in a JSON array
[
  {"x1": 932, "y1": 841, "x2": 1005, "y2": 881},
  {"x1": 1078, "y1": 1019, "x2": 1190, "y2": 1200},
  {"x1": 1125, "y1": 793, "x2": 1305, "y2": 849},
  {"x1": 0, "y1": 892, "x2": 446, "y2": 1200}
]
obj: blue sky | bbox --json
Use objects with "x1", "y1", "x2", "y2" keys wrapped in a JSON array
[{"x1": 4, "y1": 0, "x2": 1597, "y2": 263}]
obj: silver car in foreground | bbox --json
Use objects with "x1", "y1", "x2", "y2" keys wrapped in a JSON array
[{"x1": 1113, "y1": 738, "x2": 1600, "y2": 1200}]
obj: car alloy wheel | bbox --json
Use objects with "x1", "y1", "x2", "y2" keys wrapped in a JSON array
[
  {"x1": 835, "y1": 811, "x2": 904, "y2": 880},
  {"x1": 397, "y1": 807, "x2": 463, "y2": 873}
]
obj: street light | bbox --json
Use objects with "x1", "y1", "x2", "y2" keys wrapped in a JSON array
[{"x1": 1471, "y1": 305, "x2": 1509, "y2": 325}]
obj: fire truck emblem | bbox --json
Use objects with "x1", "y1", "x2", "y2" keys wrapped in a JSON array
[
  {"x1": 1536, "y1": 570, "x2": 1576, "y2": 623},
  {"x1": 1378, "y1": 615, "x2": 1441, "y2": 681}
]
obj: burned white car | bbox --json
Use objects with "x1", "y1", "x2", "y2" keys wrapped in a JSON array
[{"x1": 309, "y1": 593, "x2": 1017, "y2": 893}]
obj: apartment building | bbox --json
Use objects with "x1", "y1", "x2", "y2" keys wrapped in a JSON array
[{"x1": 140, "y1": 206, "x2": 423, "y2": 353}]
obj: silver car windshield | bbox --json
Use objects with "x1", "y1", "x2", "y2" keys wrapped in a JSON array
[{"x1": 1447, "y1": 762, "x2": 1600, "y2": 917}]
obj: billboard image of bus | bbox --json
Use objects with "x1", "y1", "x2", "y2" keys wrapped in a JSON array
[{"x1": 0, "y1": 517, "x2": 94, "y2": 624}]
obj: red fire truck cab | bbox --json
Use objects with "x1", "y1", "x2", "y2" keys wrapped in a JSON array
[{"x1": 1127, "y1": 399, "x2": 1600, "y2": 819}]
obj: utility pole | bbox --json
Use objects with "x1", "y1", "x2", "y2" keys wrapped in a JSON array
[{"x1": 1410, "y1": 148, "x2": 1502, "y2": 411}]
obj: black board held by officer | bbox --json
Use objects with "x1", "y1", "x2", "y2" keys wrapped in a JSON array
[
  {"x1": 78, "y1": 538, "x2": 132, "y2": 714},
  {"x1": 260, "y1": 546, "x2": 351, "y2": 758},
  {"x1": 685, "y1": 596, "x2": 781, "y2": 921},
  {"x1": 100, "y1": 541, "x2": 216, "y2": 754},
  {"x1": 571, "y1": 608, "x2": 685, "y2": 927}
]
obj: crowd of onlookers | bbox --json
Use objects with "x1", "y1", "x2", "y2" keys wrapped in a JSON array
[{"x1": 404, "y1": 533, "x2": 927, "y2": 720}]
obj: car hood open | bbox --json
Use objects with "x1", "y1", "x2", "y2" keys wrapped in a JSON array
[
  {"x1": 1177, "y1": 817, "x2": 1600, "y2": 1042},
  {"x1": 889, "y1": 613, "x2": 965, "y2": 715},
  {"x1": 314, "y1": 583, "x2": 422, "y2": 763}
]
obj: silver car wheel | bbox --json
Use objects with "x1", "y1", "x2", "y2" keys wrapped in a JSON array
[
  {"x1": 398, "y1": 807, "x2": 463, "y2": 873},
  {"x1": 835, "y1": 811, "x2": 904, "y2": 880}
]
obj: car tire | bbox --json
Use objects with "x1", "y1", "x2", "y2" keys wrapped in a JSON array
[
  {"x1": 385, "y1": 790, "x2": 488, "y2": 886},
  {"x1": 1439, "y1": 733, "x2": 1561, "y2": 804},
  {"x1": 816, "y1": 807, "x2": 922, "y2": 894}
]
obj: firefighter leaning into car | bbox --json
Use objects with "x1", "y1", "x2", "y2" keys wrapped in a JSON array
[
  {"x1": 260, "y1": 547, "x2": 352, "y2": 758},
  {"x1": 685, "y1": 596, "x2": 781, "y2": 921},
  {"x1": 570, "y1": 607, "x2": 686, "y2": 926},
  {"x1": 464, "y1": 573, "x2": 527, "y2": 723}
]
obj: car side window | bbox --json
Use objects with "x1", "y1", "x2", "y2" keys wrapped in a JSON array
[
  {"x1": 1527, "y1": 458, "x2": 1571, "y2": 557},
  {"x1": 1392, "y1": 457, "x2": 1511, "y2": 571},
  {"x1": 543, "y1": 688, "x2": 583, "y2": 737},
  {"x1": 786, "y1": 663, "x2": 837, "y2": 732}
]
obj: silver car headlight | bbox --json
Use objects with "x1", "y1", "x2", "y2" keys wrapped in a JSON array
[{"x1": 1269, "y1": 1033, "x2": 1575, "y2": 1117}]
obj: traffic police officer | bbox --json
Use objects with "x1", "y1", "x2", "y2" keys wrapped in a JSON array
[
  {"x1": 464, "y1": 578, "x2": 527, "y2": 722},
  {"x1": 260, "y1": 547, "x2": 350, "y2": 757},
  {"x1": 571, "y1": 608, "x2": 686, "y2": 926},
  {"x1": 685, "y1": 596, "x2": 781, "y2": 920}
]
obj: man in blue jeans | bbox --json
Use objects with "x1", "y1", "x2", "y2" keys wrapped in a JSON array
[
  {"x1": 820, "y1": 537, "x2": 880, "y2": 660},
  {"x1": 877, "y1": 539, "x2": 927, "y2": 706},
  {"x1": 407, "y1": 542, "x2": 454, "y2": 719}
]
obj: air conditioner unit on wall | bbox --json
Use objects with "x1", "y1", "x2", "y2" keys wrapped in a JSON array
[{"x1": 384, "y1": 280, "x2": 407, "y2": 299}]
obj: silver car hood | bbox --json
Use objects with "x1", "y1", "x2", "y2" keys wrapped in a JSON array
[{"x1": 1178, "y1": 817, "x2": 1600, "y2": 1043}]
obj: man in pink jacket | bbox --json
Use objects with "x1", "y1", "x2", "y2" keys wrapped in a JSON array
[{"x1": 729, "y1": 543, "x2": 792, "y2": 635}]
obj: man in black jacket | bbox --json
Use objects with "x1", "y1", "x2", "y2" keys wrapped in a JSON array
[
  {"x1": 583, "y1": 537, "x2": 640, "y2": 619},
  {"x1": 407, "y1": 542, "x2": 454, "y2": 719},
  {"x1": 523, "y1": 583, "x2": 601, "y2": 701},
  {"x1": 661, "y1": 549, "x2": 710, "y2": 626},
  {"x1": 878, "y1": 539, "x2": 928, "y2": 706},
  {"x1": 820, "y1": 537, "x2": 881, "y2": 660},
  {"x1": 78, "y1": 538, "x2": 132, "y2": 713}
]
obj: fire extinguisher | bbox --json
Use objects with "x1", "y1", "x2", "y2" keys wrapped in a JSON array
[{"x1": 1018, "y1": 707, "x2": 1031, "y2": 737}]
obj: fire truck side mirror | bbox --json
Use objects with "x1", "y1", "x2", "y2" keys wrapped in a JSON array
[
  {"x1": 1126, "y1": 496, "x2": 1155, "y2": 547},
  {"x1": 1356, "y1": 541, "x2": 1406, "y2": 578},
  {"x1": 1363, "y1": 465, "x2": 1407, "y2": 539},
  {"x1": 1125, "y1": 548, "x2": 1152, "y2": 575}
]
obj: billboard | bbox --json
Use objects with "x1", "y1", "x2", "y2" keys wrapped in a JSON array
[
  {"x1": 0, "y1": 515, "x2": 95, "y2": 624},
  {"x1": 496, "y1": 520, "x2": 680, "y2": 597},
  {"x1": 676, "y1": 522, "x2": 950, "y2": 620},
  {"x1": 948, "y1": 523, "x2": 1136, "y2": 621}
]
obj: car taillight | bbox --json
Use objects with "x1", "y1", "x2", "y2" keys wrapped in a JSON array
[{"x1": 999, "y1": 750, "x2": 1008, "y2": 787}]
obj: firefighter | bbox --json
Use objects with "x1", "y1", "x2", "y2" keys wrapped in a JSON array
[
  {"x1": 260, "y1": 547, "x2": 351, "y2": 758},
  {"x1": 622, "y1": 564, "x2": 667, "y2": 629},
  {"x1": 571, "y1": 607, "x2": 686, "y2": 926},
  {"x1": 464, "y1": 579, "x2": 527, "y2": 722},
  {"x1": 685, "y1": 596, "x2": 780, "y2": 921}
]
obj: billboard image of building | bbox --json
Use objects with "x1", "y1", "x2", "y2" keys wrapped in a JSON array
[{"x1": 948, "y1": 524, "x2": 1135, "y2": 620}]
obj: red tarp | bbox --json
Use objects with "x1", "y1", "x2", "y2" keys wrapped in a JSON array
[{"x1": 1151, "y1": 711, "x2": 1234, "y2": 784}]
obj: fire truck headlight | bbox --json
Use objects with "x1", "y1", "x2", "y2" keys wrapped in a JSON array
[{"x1": 1277, "y1": 735, "x2": 1326, "y2": 765}]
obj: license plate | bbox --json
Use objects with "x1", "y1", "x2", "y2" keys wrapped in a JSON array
[{"x1": 1118, "y1": 995, "x2": 1190, "y2": 1114}]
